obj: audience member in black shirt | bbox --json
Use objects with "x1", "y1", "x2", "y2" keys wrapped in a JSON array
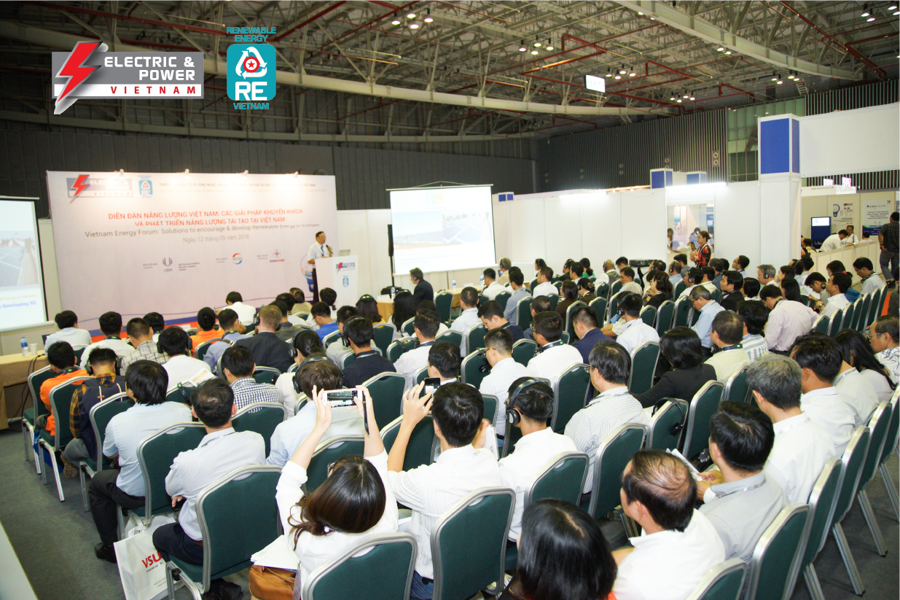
[
  {"x1": 478, "y1": 300, "x2": 525, "y2": 343},
  {"x1": 720, "y1": 270, "x2": 745, "y2": 311},
  {"x1": 410, "y1": 268, "x2": 434, "y2": 306},
  {"x1": 556, "y1": 280, "x2": 579, "y2": 318},
  {"x1": 577, "y1": 278, "x2": 596, "y2": 304},
  {"x1": 644, "y1": 272, "x2": 673, "y2": 309},
  {"x1": 635, "y1": 327, "x2": 717, "y2": 408},
  {"x1": 341, "y1": 317, "x2": 396, "y2": 388},
  {"x1": 571, "y1": 305, "x2": 612, "y2": 364},
  {"x1": 236, "y1": 305, "x2": 293, "y2": 373}
]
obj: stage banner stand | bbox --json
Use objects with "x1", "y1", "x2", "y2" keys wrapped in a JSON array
[{"x1": 316, "y1": 256, "x2": 358, "y2": 309}]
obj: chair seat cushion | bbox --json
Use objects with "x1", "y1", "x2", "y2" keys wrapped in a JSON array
[
  {"x1": 39, "y1": 430, "x2": 53, "y2": 446},
  {"x1": 23, "y1": 408, "x2": 34, "y2": 426},
  {"x1": 80, "y1": 457, "x2": 97, "y2": 473},
  {"x1": 171, "y1": 557, "x2": 203, "y2": 584},
  {"x1": 504, "y1": 543, "x2": 518, "y2": 572}
]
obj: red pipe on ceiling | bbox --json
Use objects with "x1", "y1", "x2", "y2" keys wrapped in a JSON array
[
  {"x1": 317, "y1": 1, "x2": 417, "y2": 52},
  {"x1": 32, "y1": 1, "x2": 227, "y2": 36}
]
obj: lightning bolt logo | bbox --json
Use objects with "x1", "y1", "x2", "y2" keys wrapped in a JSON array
[
  {"x1": 70, "y1": 174, "x2": 90, "y2": 200},
  {"x1": 54, "y1": 41, "x2": 108, "y2": 115}
]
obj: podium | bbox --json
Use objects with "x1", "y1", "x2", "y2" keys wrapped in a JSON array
[{"x1": 315, "y1": 256, "x2": 359, "y2": 309}]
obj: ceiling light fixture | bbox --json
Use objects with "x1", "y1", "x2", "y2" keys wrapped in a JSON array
[
  {"x1": 717, "y1": 46, "x2": 725, "y2": 52},
  {"x1": 531, "y1": 49, "x2": 539, "y2": 55},
  {"x1": 409, "y1": 22, "x2": 419, "y2": 29},
  {"x1": 605, "y1": 68, "x2": 612, "y2": 77},
  {"x1": 546, "y1": 39, "x2": 554, "y2": 50},
  {"x1": 725, "y1": 50, "x2": 732, "y2": 55},
  {"x1": 519, "y1": 40, "x2": 526, "y2": 52},
  {"x1": 690, "y1": 95, "x2": 696, "y2": 101},
  {"x1": 619, "y1": 65, "x2": 627, "y2": 74},
  {"x1": 534, "y1": 39, "x2": 541, "y2": 47},
  {"x1": 424, "y1": 9, "x2": 433, "y2": 22},
  {"x1": 614, "y1": 73, "x2": 622, "y2": 79},
  {"x1": 861, "y1": 4, "x2": 870, "y2": 17},
  {"x1": 867, "y1": 16, "x2": 876, "y2": 21},
  {"x1": 407, "y1": 12, "x2": 415, "y2": 18},
  {"x1": 629, "y1": 66, "x2": 637, "y2": 76},
  {"x1": 669, "y1": 95, "x2": 676, "y2": 101},
  {"x1": 890, "y1": 4, "x2": 898, "y2": 10},
  {"x1": 391, "y1": 19, "x2": 400, "y2": 25},
  {"x1": 682, "y1": 91, "x2": 689, "y2": 98},
  {"x1": 676, "y1": 98, "x2": 682, "y2": 103}
]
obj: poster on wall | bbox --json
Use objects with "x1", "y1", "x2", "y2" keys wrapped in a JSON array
[
  {"x1": 47, "y1": 172, "x2": 337, "y2": 332},
  {"x1": 831, "y1": 201, "x2": 854, "y2": 232},
  {"x1": 862, "y1": 196, "x2": 897, "y2": 238}
]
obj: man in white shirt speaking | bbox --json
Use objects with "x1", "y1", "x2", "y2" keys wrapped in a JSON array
[
  {"x1": 307, "y1": 230, "x2": 333, "y2": 303},
  {"x1": 479, "y1": 328, "x2": 531, "y2": 437},
  {"x1": 613, "y1": 450, "x2": 725, "y2": 600},
  {"x1": 527, "y1": 312, "x2": 583, "y2": 381}
]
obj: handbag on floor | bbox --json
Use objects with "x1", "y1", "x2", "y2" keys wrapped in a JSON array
[
  {"x1": 249, "y1": 565, "x2": 295, "y2": 600},
  {"x1": 114, "y1": 515, "x2": 176, "y2": 600}
]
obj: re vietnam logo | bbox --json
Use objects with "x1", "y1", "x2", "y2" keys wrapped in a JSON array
[{"x1": 227, "y1": 44, "x2": 276, "y2": 109}]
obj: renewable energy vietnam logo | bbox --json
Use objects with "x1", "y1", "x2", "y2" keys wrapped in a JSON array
[{"x1": 227, "y1": 44, "x2": 276, "y2": 110}]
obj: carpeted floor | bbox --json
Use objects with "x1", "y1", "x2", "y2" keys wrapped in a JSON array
[{"x1": 0, "y1": 422, "x2": 897, "y2": 600}]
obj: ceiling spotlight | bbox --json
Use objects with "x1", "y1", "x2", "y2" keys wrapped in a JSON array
[
  {"x1": 867, "y1": 16, "x2": 875, "y2": 21},
  {"x1": 619, "y1": 65, "x2": 627, "y2": 74},
  {"x1": 629, "y1": 66, "x2": 636, "y2": 76},
  {"x1": 776, "y1": 79, "x2": 783, "y2": 84},
  {"x1": 531, "y1": 49, "x2": 539, "y2": 55},
  {"x1": 534, "y1": 39, "x2": 541, "y2": 47},
  {"x1": 605, "y1": 68, "x2": 612, "y2": 78},
  {"x1": 682, "y1": 92, "x2": 689, "y2": 98},
  {"x1": 391, "y1": 19, "x2": 400, "y2": 25},
  {"x1": 424, "y1": 9, "x2": 433, "y2": 22},
  {"x1": 772, "y1": 75, "x2": 778, "y2": 81},
  {"x1": 519, "y1": 40, "x2": 526, "y2": 52},
  {"x1": 407, "y1": 12, "x2": 416, "y2": 18},
  {"x1": 725, "y1": 50, "x2": 732, "y2": 55},
  {"x1": 861, "y1": 4, "x2": 870, "y2": 17},
  {"x1": 894, "y1": 11, "x2": 900, "y2": 15},
  {"x1": 717, "y1": 46, "x2": 724, "y2": 52},
  {"x1": 890, "y1": 4, "x2": 898, "y2": 10},
  {"x1": 614, "y1": 74, "x2": 622, "y2": 79},
  {"x1": 690, "y1": 95, "x2": 696, "y2": 101},
  {"x1": 669, "y1": 96, "x2": 676, "y2": 101},
  {"x1": 546, "y1": 39, "x2": 554, "y2": 50},
  {"x1": 676, "y1": 98, "x2": 682, "y2": 103},
  {"x1": 409, "y1": 22, "x2": 419, "y2": 29}
]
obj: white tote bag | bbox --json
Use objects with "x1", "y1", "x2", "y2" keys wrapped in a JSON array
[{"x1": 114, "y1": 515, "x2": 176, "y2": 600}]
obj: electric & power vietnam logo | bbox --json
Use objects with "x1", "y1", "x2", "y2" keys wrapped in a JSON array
[{"x1": 227, "y1": 44, "x2": 276, "y2": 109}]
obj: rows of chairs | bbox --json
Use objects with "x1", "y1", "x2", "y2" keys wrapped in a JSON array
[{"x1": 814, "y1": 285, "x2": 891, "y2": 338}]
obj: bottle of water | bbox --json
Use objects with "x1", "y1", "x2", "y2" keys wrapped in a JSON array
[
  {"x1": 390, "y1": 285, "x2": 395, "y2": 299},
  {"x1": 480, "y1": 275, "x2": 485, "y2": 288},
  {"x1": 452, "y1": 278, "x2": 456, "y2": 291},
  {"x1": 20, "y1": 336, "x2": 29, "y2": 357}
]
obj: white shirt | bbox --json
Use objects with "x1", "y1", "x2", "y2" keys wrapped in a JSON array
[
  {"x1": 616, "y1": 320, "x2": 660, "y2": 356},
  {"x1": 482, "y1": 281, "x2": 505, "y2": 301},
  {"x1": 565, "y1": 387, "x2": 649, "y2": 492},
  {"x1": 620, "y1": 281, "x2": 642, "y2": 296},
  {"x1": 820, "y1": 234, "x2": 842, "y2": 252},
  {"x1": 741, "y1": 334, "x2": 769, "y2": 361},
  {"x1": 307, "y1": 241, "x2": 331, "y2": 263},
  {"x1": 527, "y1": 343, "x2": 584, "y2": 382},
  {"x1": 765, "y1": 413, "x2": 836, "y2": 504},
  {"x1": 387, "y1": 445, "x2": 502, "y2": 578},
  {"x1": 479, "y1": 357, "x2": 531, "y2": 436},
  {"x1": 275, "y1": 371, "x2": 302, "y2": 414},
  {"x1": 841, "y1": 233, "x2": 859, "y2": 246},
  {"x1": 45, "y1": 327, "x2": 92, "y2": 351},
  {"x1": 532, "y1": 281, "x2": 560, "y2": 298},
  {"x1": 79, "y1": 337, "x2": 134, "y2": 369},
  {"x1": 860, "y1": 274, "x2": 885, "y2": 296},
  {"x1": 450, "y1": 308, "x2": 481, "y2": 356},
  {"x1": 613, "y1": 510, "x2": 726, "y2": 600},
  {"x1": 163, "y1": 354, "x2": 212, "y2": 387},
  {"x1": 834, "y1": 368, "x2": 880, "y2": 427},
  {"x1": 166, "y1": 428, "x2": 265, "y2": 540},
  {"x1": 593, "y1": 271, "x2": 610, "y2": 285},
  {"x1": 394, "y1": 342, "x2": 435, "y2": 390},
  {"x1": 325, "y1": 339, "x2": 352, "y2": 366},
  {"x1": 267, "y1": 405, "x2": 365, "y2": 468},
  {"x1": 227, "y1": 301, "x2": 258, "y2": 327},
  {"x1": 877, "y1": 347, "x2": 900, "y2": 385},
  {"x1": 800, "y1": 387, "x2": 856, "y2": 455},
  {"x1": 277, "y1": 451, "x2": 398, "y2": 584},
  {"x1": 859, "y1": 368, "x2": 895, "y2": 404},
  {"x1": 103, "y1": 402, "x2": 192, "y2": 496},
  {"x1": 821, "y1": 293, "x2": 849, "y2": 319},
  {"x1": 498, "y1": 428, "x2": 576, "y2": 540},
  {"x1": 679, "y1": 284, "x2": 697, "y2": 298},
  {"x1": 701, "y1": 281, "x2": 717, "y2": 293},
  {"x1": 705, "y1": 348, "x2": 750, "y2": 383}
]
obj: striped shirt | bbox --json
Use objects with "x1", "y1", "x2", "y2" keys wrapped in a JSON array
[
  {"x1": 231, "y1": 377, "x2": 281, "y2": 412},
  {"x1": 120, "y1": 340, "x2": 167, "y2": 374},
  {"x1": 741, "y1": 334, "x2": 769, "y2": 361}
]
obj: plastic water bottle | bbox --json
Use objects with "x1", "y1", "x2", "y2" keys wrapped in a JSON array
[
  {"x1": 452, "y1": 278, "x2": 457, "y2": 291},
  {"x1": 390, "y1": 285, "x2": 395, "y2": 299},
  {"x1": 20, "y1": 336, "x2": 29, "y2": 357},
  {"x1": 480, "y1": 275, "x2": 485, "y2": 287}
]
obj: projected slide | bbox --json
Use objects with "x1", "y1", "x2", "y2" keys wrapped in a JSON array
[
  {"x1": 390, "y1": 185, "x2": 496, "y2": 273},
  {"x1": 0, "y1": 197, "x2": 46, "y2": 330}
]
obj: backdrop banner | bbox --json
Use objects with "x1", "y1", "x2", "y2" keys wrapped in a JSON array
[
  {"x1": 861, "y1": 196, "x2": 896, "y2": 238},
  {"x1": 47, "y1": 172, "x2": 337, "y2": 332}
]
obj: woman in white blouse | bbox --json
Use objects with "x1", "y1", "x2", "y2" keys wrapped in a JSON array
[
  {"x1": 275, "y1": 386, "x2": 399, "y2": 588},
  {"x1": 835, "y1": 329, "x2": 897, "y2": 403}
]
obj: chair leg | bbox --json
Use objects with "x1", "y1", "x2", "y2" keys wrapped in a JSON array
[
  {"x1": 79, "y1": 467, "x2": 89, "y2": 513},
  {"x1": 804, "y1": 564, "x2": 826, "y2": 600},
  {"x1": 879, "y1": 463, "x2": 899, "y2": 522},
  {"x1": 833, "y1": 522, "x2": 865, "y2": 596},
  {"x1": 45, "y1": 445, "x2": 65, "y2": 502},
  {"x1": 165, "y1": 564, "x2": 177, "y2": 600},
  {"x1": 857, "y1": 489, "x2": 887, "y2": 556},
  {"x1": 22, "y1": 425, "x2": 31, "y2": 462},
  {"x1": 39, "y1": 442, "x2": 48, "y2": 484}
]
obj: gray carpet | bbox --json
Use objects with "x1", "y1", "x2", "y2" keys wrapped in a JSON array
[{"x1": 0, "y1": 423, "x2": 897, "y2": 600}]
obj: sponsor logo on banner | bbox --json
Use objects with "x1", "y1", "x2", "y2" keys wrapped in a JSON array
[
  {"x1": 342, "y1": 275, "x2": 350, "y2": 288},
  {"x1": 232, "y1": 253, "x2": 243, "y2": 265},
  {"x1": 162, "y1": 257, "x2": 173, "y2": 267},
  {"x1": 139, "y1": 180, "x2": 153, "y2": 197},
  {"x1": 51, "y1": 42, "x2": 203, "y2": 114},
  {"x1": 270, "y1": 249, "x2": 284, "y2": 263},
  {"x1": 66, "y1": 175, "x2": 133, "y2": 200},
  {"x1": 336, "y1": 261, "x2": 356, "y2": 272},
  {"x1": 227, "y1": 44, "x2": 276, "y2": 109}
]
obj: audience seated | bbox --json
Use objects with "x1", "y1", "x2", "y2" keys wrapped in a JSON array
[
  {"x1": 62, "y1": 348, "x2": 124, "y2": 475},
  {"x1": 569, "y1": 261, "x2": 585, "y2": 281},
  {"x1": 416, "y1": 300, "x2": 449, "y2": 337},
  {"x1": 668, "y1": 261, "x2": 684, "y2": 287},
  {"x1": 748, "y1": 355, "x2": 836, "y2": 504},
  {"x1": 272, "y1": 300, "x2": 300, "y2": 343},
  {"x1": 289, "y1": 287, "x2": 312, "y2": 315},
  {"x1": 523, "y1": 296, "x2": 553, "y2": 341},
  {"x1": 451, "y1": 287, "x2": 481, "y2": 356},
  {"x1": 394, "y1": 311, "x2": 440, "y2": 390},
  {"x1": 565, "y1": 341, "x2": 649, "y2": 493},
  {"x1": 310, "y1": 302, "x2": 338, "y2": 342},
  {"x1": 387, "y1": 382, "x2": 502, "y2": 600},
  {"x1": 190, "y1": 307, "x2": 222, "y2": 350},
  {"x1": 275, "y1": 331, "x2": 325, "y2": 409},
  {"x1": 832, "y1": 347, "x2": 881, "y2": 427},
  {"x1": 223, "y1": 291, "x2": 257, "y2": 327},
  {"x1": 410, "y1": 268, "x2": 434, "y2": 305},
  {"x1": 427, "y1": 342, "x2": 461, "y2": 385},
  {"x1": 612, "y1": 450, "x2": 725, "y2": 600},
  {"x1": 153, "y1": 379, "x2": 264, "y2": 599},
  {"x1": 527, "y1": 312, "x2": 583, "y2": 380},
  {"x1": 804, "y1": 272, "x2": 826, "y2": 303},
  {"x1": 854, "y1": 257, "x2": 885, "y2": 295},
  {"x1": 90, "y1": 361, "x2": 191, "y2": 562},
  {"x1": 324, "y1": 306, "x2": 357, "y2": 365},
  {"x1": 791, "y1": 335, "x2": 856, "y2": 454},
  {"x1": 603, "y1": 293, "x2": 659, "y2": 355},
  {"x1": 482, "y1": 268, "x2": 505, "y2": 300},
  {"x1": 159, "y1": 327, "x2": 211, "y2": 386},
  {"x1": 776, "y1": 265, "x2": 794, "y2": 284},
  {"x1": 736, "y1": 300, "x2": 770, "y2": 360},
  {"x1": 689, "y1": 287, "x2": 724, "y2": 353},
  {"x1": 276, "y1": 293, "x2": 303, "y2": 327},
  {"x1": 577, "y1": 278, "x2": 597, "y2": 304},
  {"x1": 45, "y1": 310, "x2": 92, "y2": 351},
  {"x1": 556, "y1": 280, "x2": 580, "y2": 317},
  {"x1": 870, "y1": 315, "x2": 900, "y2": 384},
  {"x1": 835, "y1": 329, "x2": 897, "y2": 403},
  {"x1": 696, "y1": 402, "x2": 786, "y2": 561},
  {"x1": 635, "y1": 327, "x2": 716, "y2": 408},
  {"x1": 719, "y1": 271, "x2": 744, "y2": 311},
  {"x1": 478, "y1": 300, "x2": 524, "y2": 344},
  {"x1": 760, "y1": 285, "x2": 817, "y2": 354},
  {"x1": 572, "y1": 305, "x2": 612, "y2": 364},
  {"x1": 480, "y1": 329, "x2": 532, "y2": 439},
  {"x1": 732, "y1": 255, "x2": 749, "y2": 278},
  {"x1": 120, "y1": 318, "x2": 167, "y2": 373},
  {"x1": 643, "y1": 272, "x2": 672, "y2": 309},
  {"x1": 618, "y1": 267, "x2": 642, "y2": 296},
  {"x1": 497, "y1": 258, "x2": 512, "y2": 286},
  {"x1": 268, "y1": 360, "x2": 364, "y2": 468},
  {"x1": 340, "y1": 317, "x2": 396, "y2": 388},
  {"x1": 757, "y1": 264, "x2": 777, "y2": 289},
  {"x1": 504, "y1": 267, "x2": 531, "y2": 326},
  {"x1": 741, "y1": 277, "x2": 761, "y2": 301},
  {"x1": 38, "y1": 341, "x2": 89, "y2": 438},
  {"x1": 79, "y1": 312, "x2": 133, "y2": 368},
  {"x1": 356, "y1": 294, "x2": 385, "y2": 326},
  {"x1": 236, "y1": 305, "x2": 294, "y2": 373},
  {"x1": 221, "y1": 345, "x2": 280, "y2": 411},
  {"x1": 705, "y1": 311, "x2": 750, "y2": 383},
  {"x1": 391, "y1": 291, "x2": 418, "y2": 337},
  {"x1": 144, "y1": 312, "x2": 166, "y2": 342},
  {"x1": 780, "y1": 278, "x2": 804, "y2": 304},
  {"x1": 319, "y1": 288, "x2": 339, "y2": 318},
  {"x1": 533, "y1": 267, "x2": 560, "y2": 298},
  {"x1": 821, "y1": 273, "x2": 851, "y2": 319},
  {"x1": 202, "y1": 308, "x2": 249, "y2": 372},
  {"x1": 710, "y1": 258, "x2": 727, "y2": 290},
  {"x1": 678, "y1": 267, "x2": 702, "y2": 298}
]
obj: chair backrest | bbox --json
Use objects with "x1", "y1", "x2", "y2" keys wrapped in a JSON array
[
  {"x1": 828, "y1": 308, "x2": 845, "y2": 337},
  {"x1": 681, "y1": 381, "x2": 725, "y2": 460},
  {"x1": 323, "y1": 330, "x2": 342, "y2": 347},
  {"x1": 879, "y1": 388, "x2": 900, "y2": 466},
  {"x1": 606, "y1": 291, "x2": 627, "y2": 324},
  {"x1": 402, "y1": 317, "x2": 416, "y2": 337},
  {"x1": 435, "y1": 291, "x2": 453, "y2": 322},
  {"x1": 639, "y1": 305, "x2": 657, "y2": 327},
  {"x1": 851, "y1": 297, "x2": 868, "y2": 331},
  {"x1": 674, "y1": 280, "x2": 687, "y2": 298},
  {"x1": 306, "y1": 436, "x2": 366, "y2": 492},
  {"x1": 511, "y1": 339, "x2": 537, "y2": 367},
  {"x1": 655, "y1": 300, "x2": 675, "y2": 336},
  {"x1": 339, "y1": 352, "x2": 357, "y2": 371},
  {"x1": 673, "y1": 296, "x2": 693, "y2": 328},
  {"x1": 867, "y1": 287, "x2": 885, "y2": 327},
  {"x1": 232, "y1": 402, "x2": 287, "y2": 456},
  {"x1": 596, "y1": 282, "x2": 609, "y2": 299},
  {"x1": 565, "y1": 301, "x2": 586, "y2": 343},
  {"x1": 89, "y1": 392, "x2": 134, "y2": 469},
  {"x1": 252, "y1": 366, "x2": 280, "y2": 385},
  {"x1": 166, "y1": 386, "x2": 191, "y2": 405},
  {"x1": 431, "y1": 487, "x2": 515, "y2": 600},
  {"x1": 548, "y1": 294, "x2": 560, "y2": 310},
  {"x1": 646, "y1": 399, "x2": 689, "y2": 451},
  {"x1": 500, "y1": 423, "x2": 523, "y2": 458},
  {"x1": 551, "y1": 364, "x2": 591, "y2": 433},
  {"x1": 722, "y1": 365, "x2": 750, "y2": 403},
  {"x1": 495, "y1": 291, "x2": 511, "y2": 311},
  {"x1": 302, "y1": 533, "x2": 417, "y2": 600},
  {"x1": 381, "y1": 415, "x2": 437, "y2": 471},
  {"x1": 528, "y1": 278, "x2": 538, "y2": 292},
  {"x1": 841, "y1": 301, "x2": 856, "y2": 331},
  {"x1": 587, "y1": 423, "x2": 648, "y2": 520},
  {"x1": 72, "y1": 347, "x2": 87, "y2": 363},
  {"x1": 195, "y1": 339, "x2": 229, "y2": 361},
  {"x1": 517, "y1": 296, "x2": 534, "y2": 332},
  {"x1": 832, "y1": 426, "x2": 871, "y2": 526},
  {"x1": 435, "y1": 329, "x2": 462, "y2": 347},
  {"x1": 610, "y1": 279, "x2": 623, "y2": 297},
  {"x1": 628, "y1": 341, "x2": 660, "y2": 397},
  {"x1": 685, "y1": 558, "x2": 748, "y2": 600},
  {"x1": 413, "y1": 366, "x2": 428, "y2": 386},
  {"x1": 858, "y1": 401, "x2": 892, "y2": 491},
  {"x1": 812, "y1": 314, "x2": 831, "y2": 334},
  {"x1": 137, "y1": 422, "x2": 206, "y2": 516},
  {"x1": 801, "y1": 458, "x2": 842, "y2": 572},
  {"x1": 27, "y1": 365, "x2": 56, "y2": 420},
  {"x1": 197, "y1": 466, "x2": 282, "y2": 590},
  {"x1": 589, "y1": 297, "x2": 608, "y2": 329},
  {"x1": 481, "y1": 394, "x2": 498, "y2": 429},
  {"x1": 371, "y1": 324, "x2": 396, "y2": 357},
  {"x1": 744, "y1": 504, "x2": 810, "y2": 600},
  {"x1": 525, "y1": 451, "x2": 589, "y2": 506},
  {"x1": 710, "y1": 288, "x2": 722, "y2": 303},
  {"x1": 47, "y1": 376, "x2": 92, "y2": 449},
  {"x1": 460, "y1": 351, "x2": 490, "y2": 389},
  {"x1": 387, "y1": 338, "x2": 416, "y2": 363},
  {"x1": 465, "y1": 324, "x2": 487, "y2": 353},
  {"x1": 361, "y1": 372, "x2": 406, "y2": 430}
]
